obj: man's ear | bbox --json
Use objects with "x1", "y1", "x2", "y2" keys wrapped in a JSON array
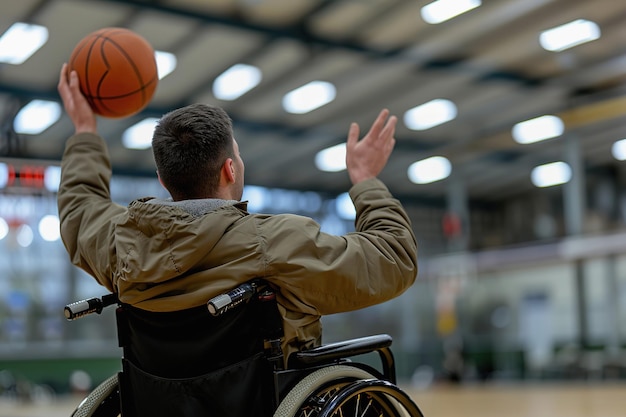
[
  {"x1": 156, "y1": 170, "x2": 166, "y2": 189},
  {"x1": 222, "y1": 158, "x2": 235, "y2": 184}
]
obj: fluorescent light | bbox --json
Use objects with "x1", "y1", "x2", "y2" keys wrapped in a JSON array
[
  {"x1": 0, "y1": 163, "x2": 7, "y2": 188},
  {"x1": 14, "y1": 100, "x2": 62, "y2": 134},
  {"x1": 44, "y1": 166, "x2": 61, "y2": 192},
  {"x1": 0, "y1": 218, "x2": 8, "y2": 240},
  {"x1": 315, "y1": 144, "x2": 346, "y2": 172},
  {"x1": 283, "y1": 81, "x2": 336, "y2": 114},
  {"x1": 611, "y1": 139, "x2": 626, "y2": 161},
  {"x1": 16, "y1": 224, "x2": 33, "y2": 247},
  {"x1": 421, "y1": 0, "x2": 481, "y2": 24},
  {"x1": 512, "y1": 115, "x2": 564, "y2": 144},
  {"x1": 539, "y1": 19, "x2": 600, "y2": 52},
  {"x1": 0, "y1": 22, "x2": 48, "y2": 64},
  {"x1": 408, "y1": 156, "x2": 451, "y2": 184},
  {"x1": 531, "y1": 161, "x2": 572, "y2": 187},
  {"x1": 335, "y1": 192, "x2": 356, "y2": 220},
  {"x1": 38, "y1": 215, "x2": 60, "y2": 242},
  {"x1": 213, "y1": 64, "x2": 262, "y2": 100},
  {"x1": 242, "y1": 185, "x2": 268, "y2": 213},
  {"x1": 155, "y1": 51, "x2": 177, "y2": 79},
  {"x1": 404, "y1": 99, "x2": 457, "y2": 131},
  {"x1": 122, "y1": 118, "x2": 159, "y2": 149}
]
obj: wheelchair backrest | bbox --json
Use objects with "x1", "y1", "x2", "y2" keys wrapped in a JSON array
[
  {"x1": 116, "y1": 283, "x2": 283, "y2": 416},
  {"x1": 116, "y1": 282, "x2": 283, "y2": 379}
]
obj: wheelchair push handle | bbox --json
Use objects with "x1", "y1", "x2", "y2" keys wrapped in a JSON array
[
  {"x1": 64, "y1": 280, "x2": 262, "y2": 319},
  {"x1": 64, "y1": 293, "x2": 119, "y2": 320},
  {"x1": 207, "y1": 281, "x2": 259, "y2": 316}
]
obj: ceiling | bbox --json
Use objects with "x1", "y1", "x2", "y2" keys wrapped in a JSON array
[{"x1": 1, "y1": 0, "x2": 626, "y2": 206}]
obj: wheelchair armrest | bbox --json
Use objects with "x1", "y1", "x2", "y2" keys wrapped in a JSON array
[{"x1": 289, "y1": 334, "x2": 396, "y2": 382}]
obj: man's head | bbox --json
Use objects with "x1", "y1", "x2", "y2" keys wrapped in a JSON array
[{"x1": 152, "y1": 103, "x2": 244, "y2": 201}]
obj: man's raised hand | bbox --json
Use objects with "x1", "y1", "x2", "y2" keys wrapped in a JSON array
[{"x1": 346, "y1": 109, "x2": 397, "y2": 185}]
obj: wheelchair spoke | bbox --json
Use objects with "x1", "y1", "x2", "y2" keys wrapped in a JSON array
[
  {"x1": 357, "y1": 395, "x2": 373, "y2": 417},
  {"x1": 329, "y1": 392, "x2": 385, "y2": 417},
  {"x1": 296, "y1": 382, "x2": 347, "y2": 417},
  {"x1": 320, "y1": 382, "x2": 422, "y2": 417},
  {"x1": 294, "y1": 383, "x2": 402, "y2": 417}
]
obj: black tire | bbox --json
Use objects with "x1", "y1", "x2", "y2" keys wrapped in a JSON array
[{"x1": 71, "y1": 374, "x2": 120, "y2": 417}]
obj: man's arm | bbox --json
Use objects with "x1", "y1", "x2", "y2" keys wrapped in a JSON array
[
  {"x1": 264, "y1": 179, "x2": 417, "y2": 315},
  {"x1": 57, "y1": 64, "x2": 123, "y2": 291},
  {"x1": 266, "y1": 110, "x2": 416, "y2": 314}
]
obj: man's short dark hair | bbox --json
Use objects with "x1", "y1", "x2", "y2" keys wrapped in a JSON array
[{"x1": 152, "y1": 104, "x2": 234, "y2": 200}]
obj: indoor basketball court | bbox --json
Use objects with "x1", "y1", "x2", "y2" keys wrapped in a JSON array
[
  {"x1": 1, "y1": 383, "x2": 625, "y2": 417},
  {"x1": 2, "y1": 0, "x2": 626, "y2": 416}
]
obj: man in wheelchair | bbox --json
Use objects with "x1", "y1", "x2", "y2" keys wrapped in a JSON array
[{"x1": 57, "y1": 64, "x2": 419, "y2": 416}]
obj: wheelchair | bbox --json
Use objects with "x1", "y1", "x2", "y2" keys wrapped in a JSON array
[{"x1": 64, "y1": 280, "x2": 424, "y2": 417}]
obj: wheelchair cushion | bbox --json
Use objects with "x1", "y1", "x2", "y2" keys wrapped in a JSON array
[{"x1": 119, "y1": 351, "x2": 274, "y2": 417}]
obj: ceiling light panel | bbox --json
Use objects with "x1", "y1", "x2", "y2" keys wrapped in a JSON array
[
  {"x1": 408, "y1": 156, "x2": 452, "y2": 184},
  {"x1": 213, "y1": 64, "x2": 262, "y2": 101},
  {"x1": 283, "y1": 81, "x2": 337, "y2": 114},
  {"x1": 539, "y1": 19, "x2": 601, "y2": 52},
  {"x1": 421, "y1": 0, "x2": 482, "y2": 25},
  {"x1": 14, "y1": 100, "x2": 61, "y2": 134},
  {"x1": 122, "y1": 118, "x2": 159, "y2": 150},
  {"x1": 155, "y1": 51, "x2": 177, "y2": 80},
  {"x1": 531, "y1": 161, "x2": 572, "y2": 187},
  {"x1": 315, "y1": 144, "x2": 346, "y2": 172},
  {"x1": 404, "y1": 99, "x2": 458, "y2": 131},
  {"x1": 611, "y1": 139, "x2": 626, "y2": 161},
  {"x1": 512, "y1": 115, "x2": 564, "y2": 144},
  {"x1": 0, "y1": 22, "x2": 48, "y2": 64}
]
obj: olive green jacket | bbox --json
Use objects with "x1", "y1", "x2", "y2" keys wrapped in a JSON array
[{"x1": 58, "y1": 132, "x2": 418, "y2": 358}]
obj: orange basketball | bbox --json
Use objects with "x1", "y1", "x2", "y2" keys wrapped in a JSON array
[{"x1": 68, "y1": 27, "x2": 158, "y2": 118}]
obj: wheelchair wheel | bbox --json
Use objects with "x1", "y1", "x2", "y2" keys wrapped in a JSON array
[
  {"x1": 274, "y1": 365, "x2": 424, "y2": 417},
  {"x1": 317, "y1": 378, "x2": 424, "y2": 417},
  {"x1": 71, "y1": 374, "x2": 120, "y2": 417}
]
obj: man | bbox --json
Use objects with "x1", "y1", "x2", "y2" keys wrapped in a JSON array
[{"x1": 57, "y1": 63, "x2": 417, "y2": 359}]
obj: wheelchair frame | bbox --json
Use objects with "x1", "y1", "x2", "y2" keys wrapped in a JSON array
[{"x1": 64, "y1": 281, "x2": 424, "y2": 417}]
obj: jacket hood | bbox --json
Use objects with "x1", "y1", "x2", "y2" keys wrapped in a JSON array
[{"x1": 114, "y1": 197, "x2": 248, "y2": 285}]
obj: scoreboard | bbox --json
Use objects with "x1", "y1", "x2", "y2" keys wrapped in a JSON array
[{"x1": 0, "y1": 158, "x2": 61, "y2": 192}]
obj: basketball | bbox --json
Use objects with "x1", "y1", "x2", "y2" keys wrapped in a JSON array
[{"x1": 68, "y1": 27, "x2": 158, "y2": 118}]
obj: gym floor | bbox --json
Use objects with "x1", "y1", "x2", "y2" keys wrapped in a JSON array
[{"x1": 0, "y1": 382, "x2": 624, "y2": 417}]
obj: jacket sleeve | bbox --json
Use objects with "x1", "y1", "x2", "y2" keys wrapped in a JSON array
[
  {"x1": 264, "y1": 178, "x2": 418, "y2": 315},
  {"x1": 57, "y1": 133, "x2": 125, "y2": 292}
]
